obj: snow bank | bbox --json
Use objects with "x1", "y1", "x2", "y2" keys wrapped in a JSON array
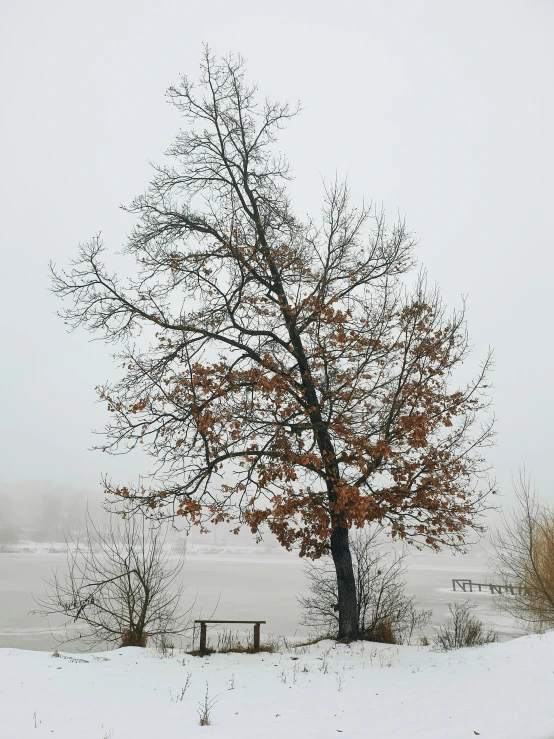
[{"x1": 1, "y1": 633, "x2": 553, "y2": 738}]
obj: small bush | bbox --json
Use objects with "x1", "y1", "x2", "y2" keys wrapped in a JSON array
[
  {"x1": 432, "y1": 601, "x2": 497, "y2": 651},
  {"x1": 364, "y1": 617, "x2": 397, "y2": 644},
  {"x1": 121, "y1": 628, "x2": 148, "y2": 648},
  {"x1": 299, "y1": 526, "x2": 432, "y2": 645},
  {"x1": 157, "y1": 635, "x2": 174, "y2": 657}
]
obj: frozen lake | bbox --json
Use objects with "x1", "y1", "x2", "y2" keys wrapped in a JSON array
[{"x1": 0, "y1": 547, "x2": 520, "y2": 652}]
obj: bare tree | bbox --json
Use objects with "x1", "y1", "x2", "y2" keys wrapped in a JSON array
[
  {"x1": 50, "y1": 48, "x2": 494, "y2": 639},
  {"x1": 299, "y1": 526, "x2": 431, "y2": 643},
  {"x1": 35, "y1": 514, "x2": 189, "y2": 649},
  {"x1": 490, "y1": 471, "x2": 554, "y2": 632}
]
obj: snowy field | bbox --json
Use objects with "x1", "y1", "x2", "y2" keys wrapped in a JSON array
[{"x1": 1, "y1": 633, "x2": 553, "y2": 738}]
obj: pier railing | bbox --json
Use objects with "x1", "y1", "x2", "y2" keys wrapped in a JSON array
[{"x1": 452, "y1": 578, "x2": 530, "y2": 595}]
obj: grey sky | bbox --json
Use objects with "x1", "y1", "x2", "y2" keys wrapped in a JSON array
[{"x1": 1, "y1": 0, "x2": 553, "y2": 508}]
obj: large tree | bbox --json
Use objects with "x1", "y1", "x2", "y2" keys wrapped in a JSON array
[{"x1": 51, "y1": 49, "x2": 494, "y2": 639}]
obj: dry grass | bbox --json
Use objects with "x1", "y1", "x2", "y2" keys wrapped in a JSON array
[
  {"x1": 120, "y1": 629, "x2": 148, "y2": 648},
  {"x1": 526, "y1": 521, "x2": 554, "y2": 626},
  {"x1": 187, "y1": 647, "x2": 215, "y2": 657},
  {"x1": 187, "y1": 628, "x2": 278, "y2": 656},
  {"x1": 219, "y1": 643, "x2": 276, "y2": 654},
  {"x1": 362, "y1": 617, "x2": 397, "y2": 644},
  {"x1": 492, "y1": 472, "x2": 554, "y2": 632}
]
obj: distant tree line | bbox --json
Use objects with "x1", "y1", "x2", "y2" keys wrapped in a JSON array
[{"x1": 0, "y1": 483, "x2": 93, "y2": 547}]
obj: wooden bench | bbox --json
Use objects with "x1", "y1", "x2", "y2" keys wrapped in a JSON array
[{"x1": 194, "y1": 619, "x2": 266, "y2": 653}]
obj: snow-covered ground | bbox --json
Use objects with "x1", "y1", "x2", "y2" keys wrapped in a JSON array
[{"x1": 1, "y1": 633, "x2": 553, "y2": 738}]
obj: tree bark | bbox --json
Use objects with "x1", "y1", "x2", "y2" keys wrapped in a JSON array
[
  {"x1": 330, "y1": 525, "x2": 359, "y2": 639},
  {"x1": 251, "y1": 232, "x2": 360, "y2": 639}
]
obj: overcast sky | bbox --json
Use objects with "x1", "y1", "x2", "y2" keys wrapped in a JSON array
[{"x1": 1, "y1": 0, "x2": 553, "y2": 510}]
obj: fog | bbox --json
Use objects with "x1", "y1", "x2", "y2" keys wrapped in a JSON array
[
  {"x1": 2, "y1": 0, "x2": 553, "y2": 504},
  {"x1": 1, "y1": 1, "x2": 553, "y2": 650}
]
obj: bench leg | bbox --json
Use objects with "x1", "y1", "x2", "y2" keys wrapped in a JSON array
[
  {"x1": 253, "y1": 622, "x2": 260, "y2": 652},
  {"x1": 200, "y1": 622, "x2": 207, "y2": 653}
]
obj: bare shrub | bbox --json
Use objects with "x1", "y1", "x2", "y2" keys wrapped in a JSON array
[
  {"x1": 432, "y1": 601, "x2": 497, "y2": 651},
  {"x1": 298, "y1": 526, "x2": 431, "y2": 644},
  {"x1": 34, "y1": 513, "x2": 190, "y2": 649},
  {"x1": 197, "y1": 682, "x2": 216, "y2": 726},
  {"x1": 369, "y1": 617, "x2": 397, "y2": 644},
  {"x1": 491, "y1": 471, "x2": 554, "y2": 632},
  {"x1": 157, "y1": 634, "x2": 175, "y2": 657}
]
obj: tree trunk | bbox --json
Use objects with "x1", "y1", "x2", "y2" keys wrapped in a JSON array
[
  {"x1": 251, "y1": 209, "x2": 360, "y2": 639},
  {"x1": 330, "y1": 525, "x2": 359, "y2": 639}
]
